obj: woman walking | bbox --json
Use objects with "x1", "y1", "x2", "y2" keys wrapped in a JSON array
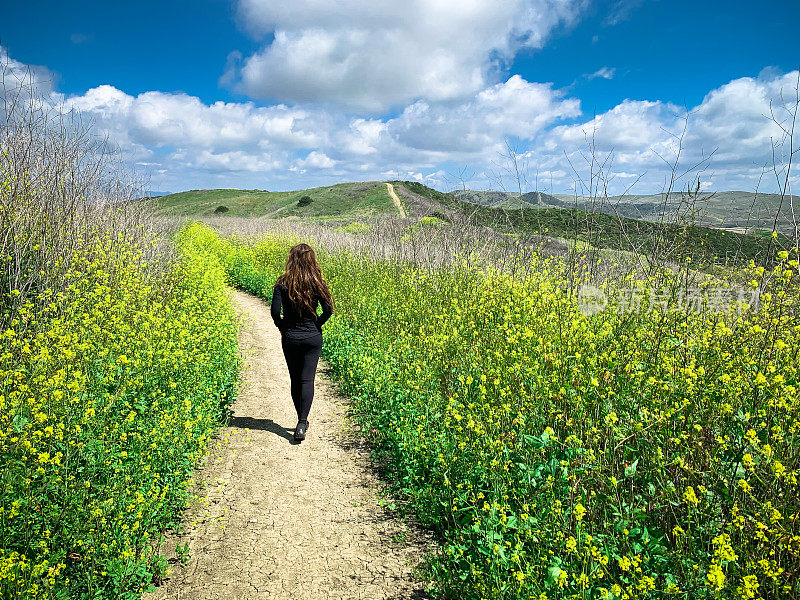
[{"x1": 270, "y1": 243, "x2": 334, "y2": 442}]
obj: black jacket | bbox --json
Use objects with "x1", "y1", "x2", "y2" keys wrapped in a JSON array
[{"x1": 270, "y1": 284, "x2": 332, "y2": 339}]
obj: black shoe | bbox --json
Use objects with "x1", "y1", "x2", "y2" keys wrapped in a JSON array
[{"x1": 294, "y1": 420, "x2": 307, "y2": 441}]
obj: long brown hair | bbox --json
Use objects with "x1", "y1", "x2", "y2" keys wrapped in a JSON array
[{"x1": 275, "y1": 243, "x2": 334, "y2": 315}]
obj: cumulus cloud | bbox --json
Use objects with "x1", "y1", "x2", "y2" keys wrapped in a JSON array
[
  {"x1": 550, "y1": 99, "x2": 677, "y2": 152},
  {"x1": 388, "y1": 75, "x2": 581, "y2": 153},
  {"x1": 687, "y1": 72, "x2": 798, "y2": 161},
  {"x1": 3, "y1": 46, "x2": 797, "y2": 195},
  {"x1": 62, "y1": 85, "x2": 325, "y2": 161},
  {"x1": 298, "y1": 150, "x2": 336, "y2": 169},
  {"x1": 177, "y1": 149, "x2": 284, "y2": 173},
  {"x1": 230, "y1": 0, "x2": 585, "y2": 110},
  {"x1": 544, "y1": 70, "x2": 800, "y2": 192},
  {"x1": 37, "y1": 72, "x2": 580, "y2": 188},
  {"x1": 61, "y1": 69, "x2": 800, "y2": 193},
  {"x1": 0, "y1": 46, "x2": 59, "y2": 97},
  {"x1": 341, "y1": 118, "x2": 388, "y2": 156}
]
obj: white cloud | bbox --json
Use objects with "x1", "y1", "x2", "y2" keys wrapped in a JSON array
[
  {"x1": 587, "y1": 67, "x2": 615, "y2": 80},
  {"x1": 179, "y1": 149, "x2": 284, "y2": 173},
  {"x1": 230, "y1": 0, "x2": 585, "y2": 110},
  {"x1": 68, "y1": 69, "x2": 800, "y2": 194},
  {"x1": 0, "y1": 46, "x2": 58, "y2": 97},
  {"x1": 298, "y1": 151, "x2": 336, "y2": 169},
  {"x1": 341, "y1": 118, "x2": 388, "y2": 156},
  {"x1": 550, "y1": 99, "x2": 677, "y2": 152},
  {"x1": 3, "y1": 46, "x2": 797, "y2": 195},
  {"x1": 63, "y1": 85, "x2": 324, "y2": 160},
  {"x1": 546, "y1": 70, "x2": 799, "y2": 189},
  {"x1": 388, "y1": 75, "x2": 580, "y2": 153},
  {"x1": 686, "y1": 71, "x2": 797, "y2": 161}
]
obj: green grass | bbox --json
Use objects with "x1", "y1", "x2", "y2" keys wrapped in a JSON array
[{"x1": 153, "y1": 182, "x2": 395, "y2": 219}]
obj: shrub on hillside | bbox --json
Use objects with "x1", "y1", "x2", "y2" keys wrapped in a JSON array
[
  {"x1": 334, "y1": 222, "x2": 372, "y2": 234},
  {"x1": 419, "y1": 216, "x2": 446, "y2": 227}
]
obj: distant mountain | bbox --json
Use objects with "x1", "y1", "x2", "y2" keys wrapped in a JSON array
[
  {"x1": 145, "y1": 190, "x2": 171, "y2": 197},
  {"x1": 452, "y1": 189, "x2": 799, "y2": 235}
]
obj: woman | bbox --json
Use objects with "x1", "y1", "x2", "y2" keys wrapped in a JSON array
[{"x1": 270, "y1": 243, "x2": 334, "y2": 442}]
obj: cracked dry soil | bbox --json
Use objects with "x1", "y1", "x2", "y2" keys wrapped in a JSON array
[{"x1": 145, "y1": 290, "x2": 431, "y2": 600}]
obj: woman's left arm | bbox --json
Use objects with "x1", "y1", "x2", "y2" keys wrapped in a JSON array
[{"x1": 271, "y1": 285, "x2": 285, "y2": 331}]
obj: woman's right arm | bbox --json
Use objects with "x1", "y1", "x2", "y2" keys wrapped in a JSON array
[
  {"x1": 316, "y1": 296, "x2": 333, "y2": 327},
  {"x1": 270, "y1": 285, "x2": 284, "y2": 331}
]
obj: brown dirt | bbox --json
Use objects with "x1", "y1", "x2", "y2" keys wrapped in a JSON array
[
  {"x1": 385, "y1": 183, "x2": 407, "y2": 219},
  {"x1": 145, "y1": 290, "x2": 431, "y2": 600}
]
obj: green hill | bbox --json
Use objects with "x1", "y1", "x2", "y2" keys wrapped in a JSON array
[
  {"x1": 398, "y1": 181, "x2": 791, "y2": 266},
  {"x1": 153, "y1": 181, "x2": 396, "y2": 219},
  {"x1": 154, "y1": 179, "x2": 789, "y2": 266},
  {"x1": 453, "y1": 188, "x2": 798, "y2": 235},
  {"x1": 451, "y1": 189, "x2": 562, "y2": 209}
]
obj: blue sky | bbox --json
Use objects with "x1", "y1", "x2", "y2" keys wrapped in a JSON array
[{"x1": 1, "y1": 0, "x2": 798, "y2": 194}]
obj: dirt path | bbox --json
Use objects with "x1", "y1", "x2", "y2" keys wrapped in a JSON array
[
  {"x1": 145, "y1": 290, "x2": 430, "y2": 600},
  {"x1": 385, "y1": 183, "x2": 407, "y2": 218}
]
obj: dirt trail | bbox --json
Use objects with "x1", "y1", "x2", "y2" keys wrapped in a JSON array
[
  {"x1": 385, "y1": 183, "x2": 407, "y2": 218},
  {"x1": 145, "y1": 290, "x2": 429, "y2": 600}
]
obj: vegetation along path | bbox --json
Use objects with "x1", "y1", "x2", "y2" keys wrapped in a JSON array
[
  {"x1": 385, "y1": 182, "x2": 407, "y2": 218},
  {"x1": 146, "y1": 290, "x2": 429, "y2": 599}
]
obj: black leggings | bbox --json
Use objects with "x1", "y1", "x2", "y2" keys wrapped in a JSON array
[{"x1": 281, "y1": 333, "x2": 323, "y2": 422}]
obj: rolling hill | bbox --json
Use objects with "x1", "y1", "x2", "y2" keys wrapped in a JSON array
[
  {"x1": 400, "y1": 181, "x2": 792, "y2": 266},
  {"x1": 452, "y1": 189, "x2": 799, "y2": 235},
  {"x1": 153, "y1": 181, "x2": 398, "y2": 219},
  {"x1": 450, "y1": 189, "x2": 562, "y2": 209},
  {"x1": 154, "y1": 180, "x2": 791, "y2": 266}
]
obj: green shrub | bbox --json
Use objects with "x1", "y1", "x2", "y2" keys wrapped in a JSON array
[{"x1": 419, "y1": 216, "x2": 446, "y2": 227}]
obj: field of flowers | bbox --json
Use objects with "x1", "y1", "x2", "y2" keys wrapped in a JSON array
[
  {"x1": 187, "y1": 221, "x2": 799, "y2": 600},
  {"x1": 0, "y1": 228, "x2": 239, "y2": 599}
]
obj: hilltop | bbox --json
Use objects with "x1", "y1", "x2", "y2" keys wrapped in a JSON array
[{"x1": 153, "y1": 182, "x2": 398, "y2": 219}]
